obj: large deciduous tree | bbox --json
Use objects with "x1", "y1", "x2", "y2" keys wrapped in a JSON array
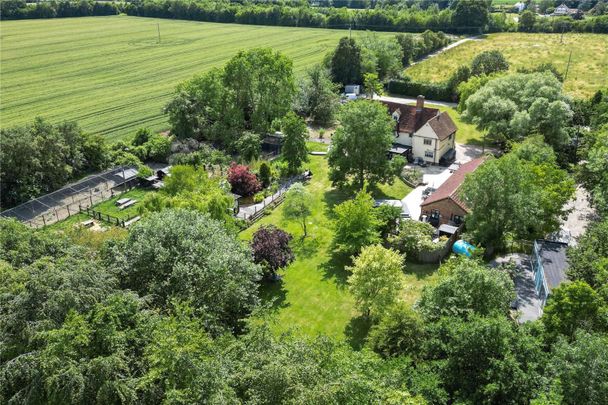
[
  {"x1": 359, "y1": 32, "x2": 403, "y2": 80},
  {"x1": 165, "y1": 49, "x2": 295, "y2": 145},
  {"x1": 227, "y1": 163, "x2": 262, "y2": 197},
  {"x1": 280, "y1": 112, "x2": 309, "y2": 174},
  {"x1": 332, "y1": 188, "x2": 380, "y2": 256},
  {"x1": 105, "y1": 209, "x2": 262, "y2": 332},
  {"x1": 463, "y1": 72, "x2": 573, "y2": 147},
  {"x1": 470, "y1": 50, "x2": 509, "y2": 77},
  {"x1": 577, "y1": 127, "x2": 608, "y2": 216},
  {"x1": 567, "y1": 218, "x2": 608, "y2": 290},
  {"x1": 461, "y1": 146, "x2": 574, "y2": 250},
  {"x1": 347, "y1": 244, "x2": 405, "y2": 319},
  {"x1": 451, "y1": 0, "x2": 490, "y2": 33},
  {"x1": 328, "y1": 100, "x2": 394, "y2": 189}
]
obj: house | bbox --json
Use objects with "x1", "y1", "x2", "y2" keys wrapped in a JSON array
[
  {"x1": 551, "y1": 3, "x2": 578, "y2": 16},
  {"x1": 531, "y1": 239, "x2": 569, "y2": 307},
  {"x1": 380, "y1": 96, "x2": 457, "y2": 165},
  {"x1": 419, "y1": 157, "x2": 485, "y2": 226}
]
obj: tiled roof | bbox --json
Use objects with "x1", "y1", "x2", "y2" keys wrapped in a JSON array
[
  {"x1": 421, "y1": 157, "x2": 486, "y2": 210},
  {"x1": 427, "y1": 111, "x2": 457, "y2": 141},
  {"x1": 381, "y1": 100, "x2": 439, "y2": 134}
]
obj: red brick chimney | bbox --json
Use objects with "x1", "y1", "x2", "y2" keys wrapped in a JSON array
[{"x1": 416, "y1": 95, "x2": 425, "y2": 112}]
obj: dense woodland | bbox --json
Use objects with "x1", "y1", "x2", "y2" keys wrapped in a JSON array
[{"x1": 2, "y1": 0, "x2": 608, "y2": 33}]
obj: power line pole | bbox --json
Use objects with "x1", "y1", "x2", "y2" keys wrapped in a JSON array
[
  {"x1": 564, "y1": 49, "x2": 573, "y2": 81},
  {"x1": 157, "y1": 23, "x2": 161, "y2": 44}
]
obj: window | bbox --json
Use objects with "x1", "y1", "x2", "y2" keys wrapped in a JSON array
[
  {"x1": 453, "y1": 215, "x2": 463, "y2": 225},
  {"x1": 449, "y1": 134, "x2": 453, "y2": 140},
  {"x1": 425, "y1": 151, "x2": 434, "y2": 158},
  {"x1": 423, "y1": 139, "x2": 432, "y2": 145},
  {"x1": 430, "y1": 210, "x2": 440, "y2": 219}
]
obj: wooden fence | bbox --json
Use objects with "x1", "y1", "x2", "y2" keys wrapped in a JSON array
[{"x1": 79, "y1": 206, "x2": 138, "y2": 228}]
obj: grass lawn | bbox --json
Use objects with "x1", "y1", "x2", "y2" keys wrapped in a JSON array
[
  {"x1": 1, "y1": 16, "x2": 394, "y2": 141},
  {"x1": 405, "y1": 33, "x2": 608, "y2": 99},
  {"x1": 240, "y1": 144, "x2": 429, "y2": 347},
  {"x1": 93, "y1": 188, "x2": 153, "y2": 220}
]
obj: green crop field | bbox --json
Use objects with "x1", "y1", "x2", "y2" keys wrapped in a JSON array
[
  {"x1": 405, "y1": 33, "x2": 608, "y2": 99},
  {"x1": 1, "y1": 16, "x2": 387, "y2": 141}
]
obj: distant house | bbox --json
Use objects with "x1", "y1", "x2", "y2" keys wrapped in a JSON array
[
  {"x1": 531, "y1": 239, "x2": 569, "y2": 306},
  {"x1": 420, "y1": 157, "x2": 485, "y2": 226},
  {"x1": 514, "y1": 1, "x2": 526, "y2": 12},
  {"x1": 381, "y1": 96, "x2": 457, "y2": 165},
  {"x1": 344, "y1": 84, "x2": 361, "y2": 96},
  {"x1": 551, "y1": 3, "x2": 578, "y2": 16}
]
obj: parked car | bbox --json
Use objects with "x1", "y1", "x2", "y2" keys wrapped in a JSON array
[
  {"x1": 413, "y1": 157, "x2": 428, "y2": 167},
  {"x1": 439, "y1": 148, "x2": 456, "y2": 167},
  {"x1": 374, "y1": 199, "x2": 410, "y2": 219}
]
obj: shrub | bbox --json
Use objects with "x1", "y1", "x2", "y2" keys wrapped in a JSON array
[
  {"x1": 258, "y1": 162, "x2": 272, "y2": 188},
  {"x1": 227, "y1": 163, "x2": 261, "y2": 197}
]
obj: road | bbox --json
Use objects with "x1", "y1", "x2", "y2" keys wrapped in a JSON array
[
  {"x1": 408, "y1": 35, "x2": 483, "y2": 68},
  {"x1": 374, "y1": 94, "x2": 457, "y2": 108}
]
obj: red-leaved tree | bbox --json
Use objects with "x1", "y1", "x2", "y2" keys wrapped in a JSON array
[
  {"x1": 227, "y1": 162, "x2": 261, "y2": 197},
  {"x1": 251, "y1": 225, "x2": 294, "y2": 278}
]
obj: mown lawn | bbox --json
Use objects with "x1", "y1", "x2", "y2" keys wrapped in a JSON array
[
  {"x1": 405, "y1": 32, "x2": 608, "y2": 99},
  {"x1": 240, "y1": 145, "x2": 430, "y2": 347},
  {"x1": 1, "y1": 16, "x2": 393, "y2": 141},
  {"x1": 92, "y1": 188, "x2": 153, "y2": 220}
]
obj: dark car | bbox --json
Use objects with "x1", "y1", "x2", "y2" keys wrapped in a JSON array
[{"x1": 439, "y1": 148, "x2": 456, "y2": 167}]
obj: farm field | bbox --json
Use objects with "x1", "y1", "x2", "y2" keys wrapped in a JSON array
[
  {"x1": 1, "y1": 16, "x2": 390, "y2": 141},
  {"x1": 239, "y1": 144, "x2": 440, "y2": 346},
  {"x1": 405, "y1": 32, "x2": 608, "y2": 99}
]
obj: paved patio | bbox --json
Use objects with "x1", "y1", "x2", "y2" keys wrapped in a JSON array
[{"x1": 491, "y1": 254, "x2": 543, "y2": 323}]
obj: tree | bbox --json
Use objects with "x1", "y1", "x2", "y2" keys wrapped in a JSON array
[
  {"x1": 418, "y1": 257, "x2": 515, "y2": 321},
  {"x1": 295, "y1": 64, "x2": 340, "y2": 126},
  {"x1": 106, "y1": 209, "x2": 262, "y2": 332},
  {"x1": 224, "y1": 48, "x2": 296, "y2": 134},
  {"x1": 359, "y1": 32, "x2": 403, "y2": 80},
  {"x1": 235, "y1": 132, "x2": 261, "y2": 162},
  {"x1": 395, "y1": 33, "x2": 416, "y2": 66},
  {"x1": 464, "y1": 72, "x2": 573, "y2": 147},
  {"x1": 281, "y1": 112, "x2": 309, "y2": 173},
  {"x1": 330, "y1": 37, "x2": 363, "y2": 86},
  {"x1": 456, "y1": 73, "x2": 494, "y2": 112},
  {"x1": 251, "y1": 226, "x2": 295, "y2": 278},
  {"x1": 470, "y1": 50, "x2": 510, "y2": 77},
  {"x1": 227, "y1": 163, "x2": 262, "y2": 197},
  {"x1": 577, "y1": 127, "x2": 608, "y2": 216},
  {"x1": 451, "y1": 0, "x2": 490, "y2": 33},
  {"x1": 363, "y1": 72, "x2": 383, "y2": 98},
  {"x1": 547, "y1": 331, "x2": 608, "y2": 405},
  {"x1": 367, "y1": 302, "x2": 424, "y2": 358},
  {"x1": 461, "y1": 151, "x2": 574, "y2": 250},
  {"x1": 567, "y1": 219, "x2": 608, "y2": 290},
  {"x1": 328, "y1": 100, "x2": 394, "y2": 189},
  {"x1": 132, "y1": 127, "x2": 151, "y2": 146},
  {"x1": 542, "y1": 281, "x2": 607, "y2": 342},
  {"x1": 518, "y1": 10, "x2": 537, "y2": 32},
  {"x1": 146, "y1": 133, "x2": 173, "y2": 162},
  {"x1": 0, "y1": 118, "x2": 109, "y2": 208},
  {"x1": 258, "y1": 162, "x2": 272, "y2": 188},
  {"x1": 389, "y1": 220, "x2": 438, "y2": 260},
  {"x1": 427, "y1": 315, "x2": 546, "y2": 404},
  {"x1": 166, "y1": 48, "x2": 295, "y2": 144},
  {"x1": 374, "y1": 204, "x2": 402, "y2": 238},
  {"x1": 333, "y1": 188, "x2": 381, "y2": 256},
  {"x1": 282, "y1": 182, "x2": 313, "y2": 237},
  {"x1": 347, "y1": 245, "x2": 404, "y2": 319}
]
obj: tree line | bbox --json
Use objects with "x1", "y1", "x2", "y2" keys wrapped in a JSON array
[{"x1": 3, "y1": 0, "x2": 607, "y2": 34}]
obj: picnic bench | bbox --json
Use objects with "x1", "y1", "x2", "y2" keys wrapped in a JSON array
[
  {"x1": 80, "y1": 219, "x2": 95, "y2": 228},
  {"x1": 115, "y1": 198, "x2": 130, "y2": 206},
  {"x1": 124, "y1": 216, "x2": 141, "y2": 227},
  {"x1": 119, "y1": 199, "x2": 137, "y2": 210}
]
